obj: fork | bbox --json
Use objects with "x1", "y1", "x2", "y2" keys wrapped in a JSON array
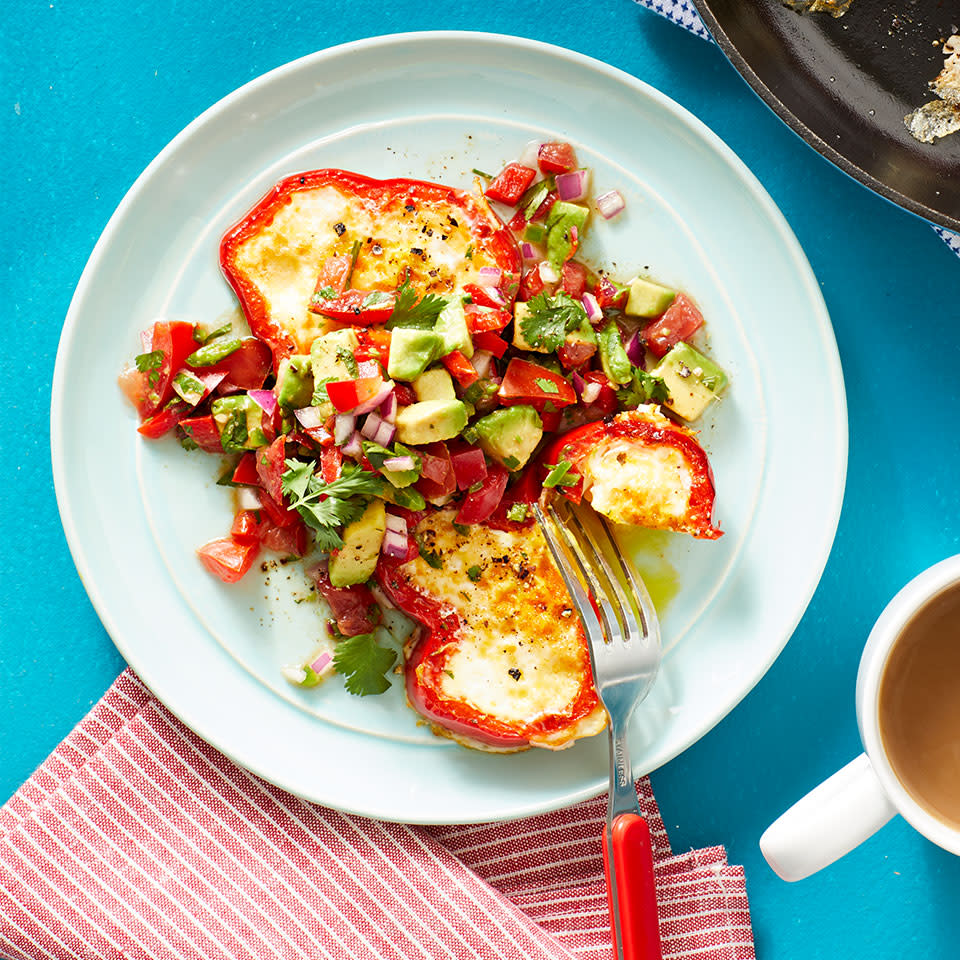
[{"x1": 534, "y1": 498, "x2": 664, "y2": 960}]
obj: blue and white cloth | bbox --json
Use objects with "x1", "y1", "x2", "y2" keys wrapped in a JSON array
[{"x1": 634, "y1": 0, "x2": 960, "y2": 259}]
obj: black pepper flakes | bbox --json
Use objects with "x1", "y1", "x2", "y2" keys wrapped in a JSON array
[
  {"x1": 448, "y1": 216, "x2": 458, "y2": 227},
  {"x1": 508, "y1": 668, "x2": 522, "y2": 682},
  {"x1": 405, "y1": 203, "x2": 415, "y2": 212},
  {"x1": 333, "y1": 222, "x2": 346, "y2": 237},
  {"x1": 410, "y1": 247, "x2": 423, "y2": 256}
]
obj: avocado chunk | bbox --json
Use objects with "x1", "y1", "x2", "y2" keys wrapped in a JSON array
[
  {"x1": 625, "y1": 277, "x2": 676, "y2": 318},
  {"x1": 379, "y1": 485, "x2": 427, "y2": 511},
  {"x1": 311, "y1": 329, "x2": 360, "y2": 415},
  {"x1": 362, "y1": 440, "x2": 421, "y2": 488},
  {"x1": 395, "y1": 398, "x2": 468, "y2": 445},
  {"x1": 512, "y1": 302, "x2": 550, "y2": 353},
  {"x1": 328, "y1": 499, "x2": 386, "y2": 587},
  {"x1": 387, "y1": 327, "x2": 443, "y2": 381},
  {"x1": 545, "y1": 201, "x2": 590, "y2": 269},
  {"x1": 413, "y1": 367, "x2": 456, "y2": 403},
  {"x1": 651, "y1": 342, "x2": 728, "y2": 421},
  {"x1": 596, "y1": 320, "x2": 633, "y2": 386},
  {"x1": 275, "y1": 354, "x2": 314, "y2": 409},
  {"x1": 474, "y1": 405, "x2": 543, "y2": 470},
  {"x1": 211, "y1": 395, "x2": 267, "y2": 452},
  {"x1": 433, "y1": 296, "x2": 473, "y2": 358}
]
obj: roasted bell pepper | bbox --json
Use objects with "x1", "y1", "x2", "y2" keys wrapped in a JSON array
[
  {"x1": 544, "y1": 407, "x2": 721, "y2": 539},
  {"x1": 220, "y1": 169, "x2": 521, "y2": 365}
]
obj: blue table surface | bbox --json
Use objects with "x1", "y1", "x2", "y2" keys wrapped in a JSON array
[{"x1": 4, "y1": 1, "x2": 960, "y2": 956}]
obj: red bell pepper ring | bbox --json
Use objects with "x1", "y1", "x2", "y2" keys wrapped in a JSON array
[
  {"x1": 454, "y1": 463, "x2": 508, "y2": 525},
  {"x1": 471, "y1": 330, "x2": 509, "y2": 358},
  {"x1": 197, "y1": 536, "x2": 260, "y2": 584},
  {"x1": 484, "y1": 163, "x2": 537, "y2": 205},
  {"x1": 642, "y1": 293, "x2": 704, "y2": 358},
  {"x1": 220, "y1": 169, "x2": 521, "y2": 365},
  {"x1": 498, "y1": 358, "x2": 577, "y2": 411},
  {"x1": 544, "y1": 409, "x2": 722, "y2": 539},
  {"x1": 308, "y1": 287, "x2": 396, "y2": 326},
  {"x1": 440, "y1": 350, "x2": 479, "y2": 388}
]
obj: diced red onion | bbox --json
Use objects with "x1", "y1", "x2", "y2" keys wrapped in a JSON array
[
  {"x1": 373, "y1": 419, "x2": 396, "y2": 447},
  {"x1": 571, "y1": 371, "x2": 586, "y2": 397},
  {"x1": 248, "y1": 389, "x2": 278, "y2": 417},
  {"x1": 518, "y1": 139, "x2": 542, "y2": 169},
  {"x1": 478, "y1": 266, "x2": 502, "y2": 284},
  {"x1": 381, "y1": 528, "x2": 410, "y2": 558},
  {"x1": 341, "y1": 430, "x2": 362, "y2": 457},
  {"x1": 521, "y1": 242, "x2": 541, "y2": 261},
  {"x1": 556, "y1": 169, "x2": 589, "y2": 202},
  {"x1": 383, "y1": 455, "x2": 416, "y2": 473},
  {"x1": 361, "y1": 412, "x2": 384, "y2": 441},
  {"x1": 237, "y1": 487, "x2": 261, "y2": 511},
  {"x1": 582, "y1": 381, "x2": 602, "y2": 404},
  {"x1": 471, "y1": 350, "x2": 494, "y2": 380},
  {"x1": 380, "y1": 390, "x2": 398, "y2": 423},
  {"x1": 334, "y1": 413, "x2": 356, "y2": 445},
  {"x1": 353, "y1": 380, "x2": 394, "y2": 416},
  {"x1": 596, "y1": 190, "x2": 625, "y2": 220},
  {"x1": 310, "y1": 651, "x2": 334, "y2": 674},
  {"x1": 538, "y1": 261, "x2": 559, "y2": 284},
  {"x1": 624, "y1": 329, "x2": 645, "y2": 367},
  {"x1": 295, "y1": 406, "x2": 325, "y2": 429},
  {"x1": 385, "y1": 512, "x2": 407, "y2": 535},
  {"x1": 581, "y1": 292, "x2": 603, "y2": 325}
]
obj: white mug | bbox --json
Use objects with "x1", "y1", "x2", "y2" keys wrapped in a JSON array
[{"x1": 760, "y1": 555, "x2": 960, "y2": 881}]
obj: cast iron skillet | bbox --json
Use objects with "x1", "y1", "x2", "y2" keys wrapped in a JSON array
[{"x1": 692, "y1": 0, "x2": 960, "y2": 232}]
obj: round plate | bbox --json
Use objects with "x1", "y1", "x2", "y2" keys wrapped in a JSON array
[{"x1": 51, "y1": 32, "x2": 846, "y2": 824}]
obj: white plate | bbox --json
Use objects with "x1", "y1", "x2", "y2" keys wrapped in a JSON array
[{"x1": 51, "y1": 32, "x2": 846, "y2": 824}]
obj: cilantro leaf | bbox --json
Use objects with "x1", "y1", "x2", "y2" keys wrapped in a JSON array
[
  {"x1": 534, "y1": 377, "x2": 559, "y2": 394},
  {"x1": 135, "y1": 349, "x2": 164, "y2": 372},
  {"x1": 362, "y1": 290, "x2": 393, "y2": 308},
  {"x1": 332, "y1": 633, "x2": 397, "y2": 696},
  {"x1": 616, "y1": 369, "x2": 670, "y2": 409},
  {"x1": 520, "y1": 292, "x2": 588, "y2": 352},
  {"x1": 386, "y1": 279, "x2": 448, "y2": 330},
  {"x1": 466, "y1": 565, "x2": 482, "y2": 582},
  {"x1": 543, "y1": 460, "x2": 579, "y2": 489}
]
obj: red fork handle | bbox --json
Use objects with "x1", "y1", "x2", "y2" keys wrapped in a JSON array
[{"x1": 602, "y1": 813, "x2": 663, "y2": 960}]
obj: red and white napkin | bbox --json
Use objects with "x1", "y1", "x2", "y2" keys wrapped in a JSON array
[{"x1": 0, "y1": 670, "x2": 754, "y2": 960}]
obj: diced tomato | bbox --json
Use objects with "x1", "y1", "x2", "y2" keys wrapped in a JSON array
[
  {"x1": 320, "y1": 445, "x2": 343, "y2": 484},
  {"x1": 311, "y1": 568, "x2": 381, "y2": 636},
  {"x1": 455, "y1": 464, "x2": 509, "y2": 525},
  {"x1": 197, "y1": 537, "x2": 259, "y2": 584},
  {"x1": 642, "y1": 293, "x2": 704, "y2": 358},
  {"x1": 583, "y1": 370, "x2": 618, "y2": 416},
  {"x1": 197, "y1": 338, "x2": 273, "y2": 391},
  {"x1": 510, "y1": 462, "x2": 543, "y2": 504},
  {"x1": 416, "y1": 442, "x2": 456, "y2": 502},
  {"x1": 440, "y1": 350, "x2": 479, "y2": 388},
  {"x1": 507, "y1": 209, "x2": 527, "y2": 233},
  {"x1": 465, "y1": 304, "x2": 511, "y2": 333},
  {"x1": 471, "y1": 330, "x2": 509, "y2": 358},
  {"x1": 593, "y1": 275, "x2": 627, "y2": 310},
  {"x1": 118, "y1": 366, "x2": 153, "y2": 419},
  {"x1": 540, "y1": 409, "x2": 562, "y2": 432},
  {"x1": 258, "y1": 488, "x2": 299, "y2": 528},
  {"x1": 325, "y1": 374, "x2": 383, "y2": 413},
  {"x1": 485, "y1": 163, "x2": 537, "y2": 205},
  {"x1": 355, "y1": 327, "x2": 391, "y2": 365},
  {"x1": 529, "y1": 190, "x2": 558, "y2": 223},
  {"x1": 538, "y1": 142, "x2": 578, "y2": 175},
  {"x1": 463, "y1": 283, "x2": 506, "y2": 310},
  {"x1": 393, "y1": 383, "x2": 418, "y2": 407},
  {"x1": 255, "y1": 436, "x2": 286, "y2": 503},
  {"x1": 561, "y1": 261, "x2": 588, "y2": 299},
  {"x1": 137, "y1": 401, "x2": 189, "y2": 439},
  {"x1": 498, "y1": 358, "x2": 577, "y2": 411},
  {"x1": 230, "y1": 510, "x2": 261, "y2": 545},
  {"x1": 557, "y1": 339, "x2": 597, "y2": 371},
  {"x1": 232, "y1": 452, "x2": 260, "y2": 485},
  {"x1": 178, "y1": 415, "x2": 224, "y2": 453},
  {"x1": 259, "y1": 517, "x2": 311, "y2": 557},
  {"x1": 448, "y1": 441, "x2": 488, "y2": 491},
  {"x1": 131, "y1": 320, "x2": 196, "y2": 417},
  {"x1": 309, "y1": 287, "x2": 395, "y2": 325}
]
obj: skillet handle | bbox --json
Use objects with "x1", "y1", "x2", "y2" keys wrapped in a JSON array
[{"x1": 602, "y1": 813, "x2": 663, "y2": 960}]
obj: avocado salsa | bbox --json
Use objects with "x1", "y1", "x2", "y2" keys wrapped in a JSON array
[{"x1": 119, "y1": 139, "x2": 728, "y2": 697}]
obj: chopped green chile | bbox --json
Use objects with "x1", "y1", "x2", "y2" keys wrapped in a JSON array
[{"x1": 187, "y1": 336, "x2": 242, "y2": 367}]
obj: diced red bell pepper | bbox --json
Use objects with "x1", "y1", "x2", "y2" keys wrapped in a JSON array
[
  {"x1": 178, "y1": 415, "x2": 224, "y2": 453},
  {"x1": 308, "y1": 287, "x2": 396, "y2": 325},
  {"x1": 230, "y1": 510, "x2": 261, "y2": 545},
  {"x1": 197, "y1": 536, "x2": 260, "y2": 583},
  {"x1": 642, "y1": 294, "x2": 704, "y2": 358},
  {"x1": 320, "y1": 445, "x2": 343, "y2": 484},
  {"x1": 519, "y1": 264, "x2": 546, "y2": 301},
  {"x1": 255, "y1": 436, "x2": 286, "y2": 504},
  {"x1": 447, "y1": 441, "x2": 488, "y2": 491},
  {"x1": 465, "y1": 304, "x2": 511, "y2": 333},
  {"x1": 561, "y1": 261, "x2": 588, "y2": 299},
  {"x1": 440, "y1": 350, "x2": 479, "y2": 388},
  {"x1": 498, "y1": 358, "x2": 577, "y2": 411},
  {"x1": 416, "y1": 442, "x2": 456, "y2": 502},
  {"x1": 463, "y1": 283, "x2": 507, "y2": 310},
  {"x1": 325, "y1": 374, "x2": 383, "y2": 413},
  {"x1": 231, "y1": 452, "x2": 260, "y2": 485},
  {"x1": 137, "y1": 401, "x2": 190, "y2": 439},
  {"x1": 484, "y1": 163, "x2": 538, "y2": 205},
  {"x1": 471, "y1": 330, "x2": 509, "y2": 358},
  {"x1": 455, "y1": 464, "x2": 509, "y2": 524},
  {"x1": 538, "y1": 142, "x2": 578, "y2": 174},
  {"x1": 507, "y1": 209, "x2": 528, "y2": 233}
]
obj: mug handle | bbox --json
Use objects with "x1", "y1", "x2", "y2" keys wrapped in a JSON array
[{"x1": 759, "y1": 754, "x2": 897, "y2": 881}]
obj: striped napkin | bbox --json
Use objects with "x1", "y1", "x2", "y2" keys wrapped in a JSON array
[
  {"x1": 635, "y1": 0, "x2": 960, "y2": 259},
  {"x1": 0, "y1": 670, "x2": 755, "y2": 960}
]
